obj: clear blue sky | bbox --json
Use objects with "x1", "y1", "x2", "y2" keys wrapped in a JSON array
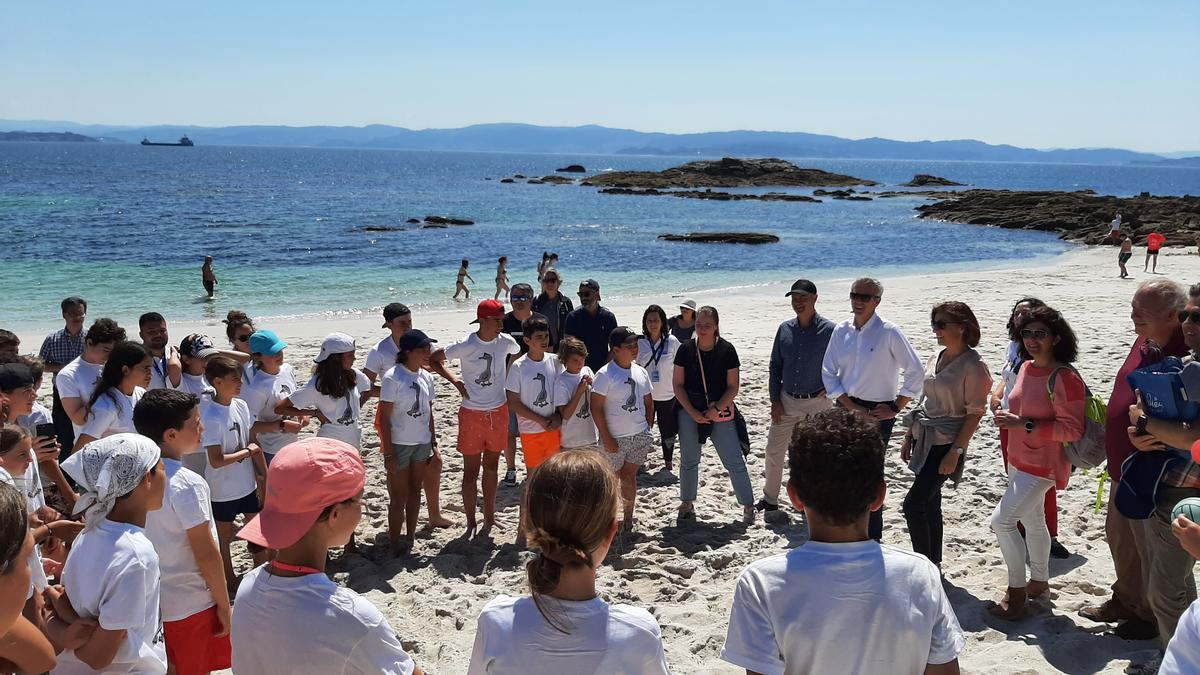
[{"x1": 2, "y1": 1, "x2": 1197, "y2": 152}]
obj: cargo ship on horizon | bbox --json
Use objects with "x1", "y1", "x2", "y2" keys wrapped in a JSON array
[{"x1": 141, "y1": 135, "x2": 193, "y2": 147}]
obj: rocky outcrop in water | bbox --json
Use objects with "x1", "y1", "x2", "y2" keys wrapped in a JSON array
[
  {"x1": 902, "y1": 174, "x2": 964, "y2": 187},
  {"x1": 556, "y1": 164, "x2": 587, "y2": 173},
  {"x1": 916, "y1": 190, "x2": 1200, "y2": 244},
  {"x1": 584, "y1": 157, "x2": 876, "y2": 188},
  {"x1": 658, "y1": 232, "x2": 780, "y2": 245},
  {"x1": 599, "y1": 187, "x2": 820, "y2": 203},
  {"x1": 424, "y1": 215, "x2": 474, "y2": 225}
]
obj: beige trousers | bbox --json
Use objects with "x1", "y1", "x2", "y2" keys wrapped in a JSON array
[{"x1": 762, "y1": 395, "x2": 833, "y2": 505}]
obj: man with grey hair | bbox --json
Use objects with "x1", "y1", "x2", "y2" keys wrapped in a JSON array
[
  {"x1": 821, "y1": 277, "x2": 923, "y2": 540},
  {"x1": 1082, "y1": 278, "x2": 1189, "y2": 642}
]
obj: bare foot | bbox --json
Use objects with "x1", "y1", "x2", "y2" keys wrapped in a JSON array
[
  {"x1": 427, "y1": 514, "x2": 456, "y2": 529},
  {"x1": 1026, "y1": 579, "x2": 1049, "y2": 599}
]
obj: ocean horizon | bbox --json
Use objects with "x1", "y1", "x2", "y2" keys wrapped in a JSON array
[{"x1": 3, "y1": 142, "x2": 1198, "y2": 332}]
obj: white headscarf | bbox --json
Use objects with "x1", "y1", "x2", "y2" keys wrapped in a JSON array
[{"x1": 61, "y1": 433, "x2": 160, "y2": 532}]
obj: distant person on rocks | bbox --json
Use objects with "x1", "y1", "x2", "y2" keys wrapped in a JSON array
[
  {"x1": 1109, "y1": 212, "x2": 1123, "y2": 242},
  {"x1": 668, "y1": 299, "x2": 697, "y2": 342},
  {"x1": 454, "y1": 259, "x2": 475, "y2": 300},
  {"x1": 531, "y1": 268, "x2": 573, "y2": 349},
  {"x1": 564, "y1": 279, "x2": 618, "y2": 374},
  {"x1": 1119, "y1": 236, "x2": 1134, "y2": 278},
  {"x1": 720, "y1": 408, "x2": 964, "y2": 675},
  {"x1": 494, "y1": 256, "x2": 510, "y2": 301},
  {"x1": 1147, "y1": 232, "x2": 1166, "y2": 273},
  {"x1": 202, "y1": 256, "x2": 217, "y2": 298}
]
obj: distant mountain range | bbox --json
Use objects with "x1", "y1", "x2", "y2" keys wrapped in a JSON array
[{"x1": 0, "y1": 119, "x2": 1192, "y2": 165}]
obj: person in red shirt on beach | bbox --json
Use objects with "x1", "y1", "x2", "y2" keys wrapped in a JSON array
[
  {"x1": 1146, "y1": 232, "x2": 1166, "y2": 274},
  {"x1": 1082, "y1": 279, "x2": 1189, "y2": 641}
]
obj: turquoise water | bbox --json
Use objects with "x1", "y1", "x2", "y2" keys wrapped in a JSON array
[{"x1": 2, "y1": 143, "x2": 1196, "y2": 331}]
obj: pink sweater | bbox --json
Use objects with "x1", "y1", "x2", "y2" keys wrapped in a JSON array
[{"x1": 1006, "y1": 365, "x2": 1086, "y2": 489}]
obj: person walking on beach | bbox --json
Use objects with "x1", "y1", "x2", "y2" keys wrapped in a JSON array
[
  {"x1": 1147, "y1": 231, "x2": 1166, "y2": 273},
  {"x1": 1120, "y1": 237, "x2": 1134, "y2": 278},
  {"x1": 467, "y1": 451, "x2": 670, "y2": 674},
  {"x1": 39, "y1": 296, "x2": 87, "y2": 459},
  {"x1": 454, "y1": 259, "x2": 475, "y2": 300},
  {"x1": 669, "y1": 299, "x2": 697, "y2": 342},
  {"x1": 202, "y1": 256, "x2": 217, "y2": 298},
  {"x1": 1083, "y1": 278, "x2": 1189, "y2": 641},
  {"x1": 760, "y1": 280, "x2": 834, "y2": 513},
  {"x1": 673, "y1": 306, "x2": 754, "y2": 523},
  {"x1": 494, "y1": 257, "x2": 510, "y2": 300},
  {"x1": 637, "y1": 305, "x2": 681, "y2": 471},
  {"x1": 821, "y1": 277, "x2": 924, "y2": 541},
  {"x1": 721, "y1": 409, "x2": 964, "y2": 675},
  {"x1": 531, "y1": 268, "x2": 573, "y2": 349},
  {"x1": 989, "y1": 305, "x2": 1084, "y2": 620},
  {"x1": 901, "y1": 302, "x2": 991, "y2": 570},
  {"x1": 592, "y1": 327, "x2": 654, "y2": 531},
  {"x1": 502, "y1": 284, "x2": 546, "y2": 486},
  {"x1": 437, "y1": 300, "x2": 520, "y2": 535},
  {"x1": 564, "y1": 279, "x2": 618, "y2": 374}
]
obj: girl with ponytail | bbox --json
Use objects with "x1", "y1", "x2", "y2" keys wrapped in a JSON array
[{"x1": 466, "y1": 450, "x2": 669, "y2": 674}]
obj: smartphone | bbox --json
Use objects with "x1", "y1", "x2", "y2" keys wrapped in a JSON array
[{"x1": 35, "y1": 423, "x2": 57, "y2": 443}]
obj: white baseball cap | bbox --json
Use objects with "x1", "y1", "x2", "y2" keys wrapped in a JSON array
[{"x1": 314, "y1": 332, "x2": 356, "y2": 363}]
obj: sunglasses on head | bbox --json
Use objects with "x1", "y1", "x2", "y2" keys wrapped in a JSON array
[
  {"x1": 849, "y1": 292, "x2": 879, "y2": 302},
  {"x1": 1180, "y1": 310, "x2": 1200, "y2": 324},
  {"x1": 1020, "y1": 328, "x2": 1050, "y2": 340},
  {"x1": 931, "y1": 320, "x2": 961, "y2": 330}
]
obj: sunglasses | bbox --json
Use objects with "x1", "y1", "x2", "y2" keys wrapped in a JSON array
[
  {"x1": 849, "y1": 292, "x2": 879, "y2": 302},
  {"x1": 1020, "y1": 328, "x2": 1050, "y2": 340},
  {"x1": 236, "y1": 334, "x2": 250, "y2": 343},
  {"x1": 1179, "y1": 310, "x2": 1200, "y2": 324},
  {"x1": 542, "y1": 277, "x2": 560, "y2": 284},
  {"x1": 931, "y1": 320, "x2": 961, "y2": 330},
  {"x1": 511, "y1": 295, "x2": 531, "y2": 302}
]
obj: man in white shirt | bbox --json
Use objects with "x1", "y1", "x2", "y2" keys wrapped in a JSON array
[
  {"x1": 721, "y1": 408, "x2": 964, "y2": 675},
  {"x1": 821, "y1": 278, "x2": 923, "y2": 540}
]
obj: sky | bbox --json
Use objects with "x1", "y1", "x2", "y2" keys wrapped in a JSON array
[{"x1": 2, "y1": 1, "x2": 1197, "y2": 152}]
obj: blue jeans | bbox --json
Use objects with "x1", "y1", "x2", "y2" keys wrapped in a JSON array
[{"x1": 677, "y1": 410, "x2": 754, "y2": 506}]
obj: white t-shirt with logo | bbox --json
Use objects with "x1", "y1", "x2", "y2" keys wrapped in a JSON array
[
  {"x1": 637, "y1": 335, "x2": 681, "y2": 401},
  {"x1": 80, "y1": 387, "x2": 146, "y2": 440},
  {"x1": 200, "y1": 398, "x2": 258, "y2": 503},
  {"x1": 721, "y1": 541, "x2": 965, "y2": 675},
  {"x1": 443, "y1": 332, "x2": 520, "y2": 411},
  {"x1": 239, "y1": 364, "x2": 299, "y2": 455},
  {"x1": 144, "y1": 458, "x2": 219, "y2": 622},
  {"x1": 56, "y1": 519, "x2": 167, "y2": 674},
  {"x1": 504, "y1": 353, "x2": 560, "y2": 435},
  {"x1": 287, "y1": 369, "x2": 371, "y2": 449},
  {"x1": 177, "y1": 372, "x2": 215, "y2": 400},
  {"x1": 380, "y1": 365, "x2": 436, "y2": 446},
  {"x1": 231, "y1": 566, "x2": 415, "y2": 675},
  {"x1": 55, "y1": 357, "x2": 104, "y2": 436},
  {"x1": 553, "y1": 367, "x2": 598, "y2": 448},
  {"x1": 365, "y1": 335, "x2": 401, "y2": 377},
  {"x1": 0, "y1": 466, "x2": 46, "y2": 596},
  {"x1": 467, "y1": 594, "x2": 669, "y2": 675},
  {"x1": 590, "y1": 362, "x2": 653, "y2": 438}
]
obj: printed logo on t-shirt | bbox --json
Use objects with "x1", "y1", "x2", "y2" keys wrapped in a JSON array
[
  {"x1": 406, "y1": 382, "x2": 423, "y2": 418},
  {"x1": 336, "y1": 401, "x2": 355, "y2": 426},
  {"x1": 532, "y1": 373, "x2": 549, "y2": 408},
  {"x1": 475, "y1": 353, "x2": 494, "y2": 387},
  {"x1": 621, "y1": 377, "x2": 638, "y2": 413}
]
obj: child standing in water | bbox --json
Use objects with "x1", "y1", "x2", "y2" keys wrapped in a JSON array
[
  {"x1": 454, "y1": 260, "x2": 475, "y2": 300},
  {"x1": 494, "y1": 257, "x2": 510, "y2": 300},
  {"x1": 202, "y1": 256, "x2": 217, "y2": 299}
]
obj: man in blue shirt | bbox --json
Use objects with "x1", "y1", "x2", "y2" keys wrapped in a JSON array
[
  {"x1": 758, "y1": 279, "x2": 834, "y2": 513},
  {"x1": 564, "y1": 279, "x2": 618, "y2": 373}
]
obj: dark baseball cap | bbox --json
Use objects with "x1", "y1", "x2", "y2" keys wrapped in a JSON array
[
  {"x1": 179, "y1": 334, "x2": 219, "y2": 359},
  {"x1": 0, "y1": 363, "x2": 35, "y2": 392},
  {"x1": 785, "y1": 279, "x2": 818, "y2": 297},
  {"x1": 608, "y1": 326, "x2": 638, "y2": 348},
  {"x1": 398, "y1": 329, "x2": 437, "y2": 351},
  {"x1": 382, "y1": 302, "x2": 411, "y2": 328},
  {"x1": 579, "y1": 279, "x2": 600, "y2": 292}
]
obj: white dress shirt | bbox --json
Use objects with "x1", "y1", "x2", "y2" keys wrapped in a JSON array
[{"x1": 821, "y1": 313, "x2": 924, "y2": 403}]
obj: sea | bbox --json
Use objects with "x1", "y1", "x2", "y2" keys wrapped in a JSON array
[{"x1": 2, "y1": 142, "x2": 1198, "y2": 332}]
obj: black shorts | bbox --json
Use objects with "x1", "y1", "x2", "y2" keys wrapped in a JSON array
[
  {"x1": 203, "y1": 279, "x2": 215, "y2": 295},
  {"x1": 1148, "y1": 250, "x2": 1160, "y2": 257},
  {"x1": 211, "y1": 491, "x2": 260, "y2": 523}
]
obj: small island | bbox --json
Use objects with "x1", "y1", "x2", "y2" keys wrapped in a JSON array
[
  {"x1": 658, "y1": 232, "x2": 780, "y2": 245},
  {"x1": 0, "y1": 131, "x2": 99, "y2": 143},
  {"x1": 902, "y1": 174, "x2": 965, "y2": 187},
  {"x1": 584, "y1": 157, "x2": 877, "y2": 188}
]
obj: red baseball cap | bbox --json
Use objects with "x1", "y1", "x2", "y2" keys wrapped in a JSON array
[
  {"x1": 237, "y1": 437, "x2": 365, "y2": 550},
  {"x1": 470, "y1": 299, "x2": 506, "y2": 324}
]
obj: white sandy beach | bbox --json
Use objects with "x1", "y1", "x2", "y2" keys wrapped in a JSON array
[{"x1": 18, "y1": 245, "x2": 1199, "y2": 674}]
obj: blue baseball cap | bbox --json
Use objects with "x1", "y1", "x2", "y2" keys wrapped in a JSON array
[{"x1": 249, "y1": 329, "x2": 288, "y2": 356}]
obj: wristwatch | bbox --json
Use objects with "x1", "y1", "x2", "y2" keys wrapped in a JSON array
[
  {"x1": 1024, "y1": 419, "x2": 1035, "y2": 433},
  {"x1": 1136, "y1": 414, "x2": 1150, "y2": 436},
  {"x1": 953, "y1": 447, "x2": 965, "y2": 456}
]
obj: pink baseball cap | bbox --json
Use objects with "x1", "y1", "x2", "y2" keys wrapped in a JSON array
[{"x1": 238, "y1": 437, "x2": 365, "y2": 550}]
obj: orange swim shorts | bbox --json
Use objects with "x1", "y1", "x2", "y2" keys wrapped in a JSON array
[
  {"x1": 457, "y1": 404, "x2": 509, "y2": 455},
  {"x1": 520, "y1": 429, "x2": 562, "y2": 470}
]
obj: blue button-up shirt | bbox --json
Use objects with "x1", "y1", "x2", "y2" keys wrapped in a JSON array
[
  {"x1": 769, "y1": 314, "x2": 834, "y2": 402},
  {"x1": 39, "y1": 327, "x2": 85, "y2": 366}
]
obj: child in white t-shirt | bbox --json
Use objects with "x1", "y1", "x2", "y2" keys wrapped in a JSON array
[
  {"x1": 57, "y1": 433, "x2": 168, "y2": 674},
  {"x1": 276, "y1": 333, "x2": 370, "y2": 450},
  {"x1": 136, "y1": 388, "x2": 233, "y2": 675},
  {"x1": 721, "y1": 408, "x2": 964, "y2": 675},
  {"x1": 468, "y1": 450, "x2": 669, "y2": 674},
  {"x1": 0, "y1": 480, "x2": 57, "y2": 675},
  {"x1": 554, "y1": 337, "x2": 599, "y2": 452},
  {"x1": 177, "y1": 334, "x2": 222, "y2": 477},
  {"x1": 590, "y1": 327, "x2": 654, "y2": 531},
  {"x1": 74, "y1": 341, "x2": 153, "y2": 451},
  {"x1": 201, "y1": 357, "x2": 267, "y2": 593},
  {"x1": 241, "y1": 329, "x2": 305, "y2": 460},
  {"x1": 231, "y1": 437, "x2": 421, "y2": 675}
]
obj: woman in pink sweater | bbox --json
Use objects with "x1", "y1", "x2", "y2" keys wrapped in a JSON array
[{"x1": 990, "y1": 305, "x2": 1086, "y2": 619}]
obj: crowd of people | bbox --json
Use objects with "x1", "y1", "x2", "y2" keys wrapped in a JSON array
[{"x1": 3, "y1": 263, "x2": 1200, "y2": 674}]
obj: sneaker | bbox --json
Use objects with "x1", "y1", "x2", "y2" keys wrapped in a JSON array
[
  {"x1": 743, "y1": 505, "x2": 756, "y2": 523},
  {"x1": 755, "y1": 499, "x2": 779, "y2": 512},
  {"x1": 1050, "y1": 538, "x2": 1070, "y2": 559},
  {"x1": 503, "y1": 469, "x2": 517, "y2": 486}
]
